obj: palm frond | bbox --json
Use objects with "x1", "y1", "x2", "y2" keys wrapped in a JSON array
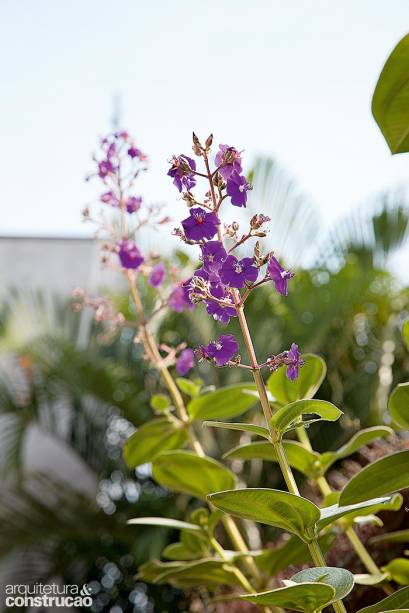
[
  {"x1": 315, "y1": 190, "x2": 409, "y2": 269},
  {"x1": 248, "y1": 156, "x2": 320, "y2": 265}
]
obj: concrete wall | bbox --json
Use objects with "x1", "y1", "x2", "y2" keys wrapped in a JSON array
[{"x1": 0, "y1": 236, "x2": 125, "y2": 297}]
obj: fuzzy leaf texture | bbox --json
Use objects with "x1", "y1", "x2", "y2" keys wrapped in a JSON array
[
  {"x1": 208, "y1": 488, "x2": 320, "y2": 541},
  {"x1": 340, "y1": 450, "x2": 409, "y2": 505}
]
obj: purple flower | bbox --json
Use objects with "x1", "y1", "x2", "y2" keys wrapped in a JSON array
[
  {"x1": 220, "y1": 255, "x2": 258, "y2": 289},
  {"x1": 149, "y1": 262, "x2": 166, "y2": 287},
  {"x1": 128, "y1": 146, "x2": 142, "y2": 158},
  {"x1": 204, "y1": 334, "x2": 239, "y2": 367},
  {"x1": 215, "y1": 144, "x2": 242, "y2": 180},
  {"x1": 168, "y1": 283, "x2": 194, "y2": 312},
  {"x1": 176, "y1": 348, "x2": 195, "y2": 375},
  {"x1": 201, "y1": 240, "x2": 227, "y2": 273},
  {"x1": 285, "y1": 343, "x2": 304, "y2": 381},
  {"x1": 118, "y1": 240, "x2": 144, "y2": 270},
  {"x1": 267, "y1": 255, "x2": 294, "y2": 296},
  {"x1": 267, "y1": 343, "x2": 304, "y2": 382},
  {"x1": 205, "y1": 283, "x2": 237, "y2": 324},
  {"x1": 100, "y1": 191, "x2": 119, "y2": 206},
  {"x1": 126, "y1": 196, "x2": 142, "y2": 213},
  {"x1": 226, "y1": 171, "x2": 251, "y2": 207},
  {"x1": 168, "y1": 155, "x2": 196, "y2": 192},
  {"x1": 181, "y1": 207, "x2": 220, "y2": 242},
  {"x1": 98, "y1": 160, "x2": 115, "y2": 178}
]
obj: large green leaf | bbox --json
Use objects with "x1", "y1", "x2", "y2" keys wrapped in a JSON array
[
  {"x1": 154, "y1": 558, "x2": 243, "y2": 587},
  {"x1": 223, "y1": 440, "x2": 321, "y2": 478},
  {"x1": 203, "y1": 421, "x2": 270, "y2": 439},
  {"x1": 388, "y1": 382, "x2": 409, "y2": 429},
  {"x1": 267, "y1": 353, "x2": 326, "y2": 405},
  {"x1": 340, "y1": 450, "x2": 409, "y2": 505},
  {"x1": 318, "y1": 496, "x2": 395, "y2": 530},
  {"x1": 208, "y1": 488, "x2": 320, "y2": 541},
  {"x1": 271, "y1": 399, "x2": 342, "y2": 437},
  {"x1": 127, "y1": 517, "x2": 204, "y2": 534},
  {"x1": 319, "y1": 426, "x2": 393, "y2": 473},
  {"x1": 383, "y1": 558, "x2": 409, "y2": 586},
  {"x1": 372, "y1": 34, "x2": 409, "y2": 154},
  {"x1": 152, "y1": 451, "x2": 236, "y2": 499},
  {"x1": 291, "y1": 566, "x2": 354, "y2": 603},
  {"x1": 357, "y1": 586, "x2": 409, "y2": 613},
  {"x1": 123, "y1": 417, "x2": 187, "y2": 468},
  {"x1": 187, "y1": 383, "x2": 257, "y2": 420},
  {"x1": 241, "y1": 583, "x2": 336, "y2": 612}
]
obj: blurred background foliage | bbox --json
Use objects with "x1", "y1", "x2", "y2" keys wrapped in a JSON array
[{"x1": 0, "y1": 157, "x2": 408, "y2": 611}]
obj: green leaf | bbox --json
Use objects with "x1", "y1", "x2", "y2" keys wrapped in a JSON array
[
  {"x1": 208, "y1": 488, "x2": 320, "y2": 542},
  {"x1": 127, "y1": 517, "x2": 203, "y2": 533},
  {"x1": 291, "y1": 566, "x2": 354, "y2": 603},
  {"x1": 176, "y1": 377, "x2": 201, "y2": 397},
  {"x1": 357, "y1": 586, "x2": 409, "y2": 613},
  {"x1": 123, "y1": 418, "x2": 187, "y2": 468},
  {"x1": 319, "y1": 426, "x2": 393, "y2": 473},
  {"x1": 340, "y1": 450, "x2": 409, "y2": 505},
  {"x1": 388, "y1": 382, "x2": 409, "y2": 429},
  {"x1": 150, "y1": 394, "x2": 171, "y2": 412},
  {"x1": 271, "y1": 399, "x2": 342, "y2": 437},
  {"x1": 372, "y1": 34, "x2": 409, "y2": 154},
  {"x1": 154, "y1": 558, "x2": 244, "y2": 588},
  {"x1": 187, "y1": 383, "x2": 257, "y2": 420},
  {"x1": 162, "y1": 542, "x2": 202, "y2": 560},
  {"x1": 267, "y1": 353, "x2": 326, "y2": 405},
  {"x1": 204, "y1": 421, "x2": 270, "y2": 439},
  {"x1": 403, "y1": 319, "x2": 409, "y2": 351},
  {"x1": 317, "y1": 496, "x2": 395, "y2": 530},
  {"x1": 383, "y1": 558, "x2": 409, "y2": 586},
  {"x1": 223, "y1": 440, "x2": 321, "y2": 478},
  {"x1": 241, "y1": 583, "x2": 336, "y2": 612},
  {"x1": 370, "y1": 528, "x2": 409, "y2": 545},
  {"x1": 152, "y1": 451, "x2": 236, "y2": 500}
]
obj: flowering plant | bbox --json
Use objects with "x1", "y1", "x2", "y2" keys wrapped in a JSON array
[{"x1": 77, "y1": 130, "x2": 409, "y2": 613}]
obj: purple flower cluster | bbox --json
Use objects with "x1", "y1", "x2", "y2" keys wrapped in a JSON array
[
  {"x1": 267, "y1": 343, "x2": 304, "y2": 381},
  {"x1": 168, "y1": 283, "x2": 194, "y2": 313},
  {"x1": 181, "y1": 208, "x2": 220, "y2": 241},
  {"x1": 118, "y1": 240, "x2": 144, "y2": 270},
  {"x1": 168, "y1": 155, "x2": 196, "y2": 192},
  {"x1": 220, "y1": 255, "x2": 258, "y2": 289},
  {"x1": 167, "y1": 134, "x2": 301, "y2": 381},
  {"x1": 197, "y1": 334, "x2": 239, "y2": 367},
  {"x1": 149, "y1": 262, "x2": 166, "y2": 287},
  {"x1": 215, "y1": 144, "x2": 251, "y2": 207},
  {"x1": 176, "y1": 348, "x2": 195, "y2": 375},
  {"x1": 267, "y1": 255, "x2": 294, "y2": 297}
]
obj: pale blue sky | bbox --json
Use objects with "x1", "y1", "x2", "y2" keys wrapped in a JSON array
[{"x1": 2, "y1": 0, "x2": 409, "y2": 237}]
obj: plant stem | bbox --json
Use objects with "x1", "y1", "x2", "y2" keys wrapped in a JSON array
[
  {"x1": 126, "y1": 274, "x2": 262, "y2": 580},
  {"x1": 118, "y1": 199, "x2": 262, "y2": 587},
  {"x1": 296, "y1": 424, "x2": 393, "y2": 593},
  {"x1": 203, "y1": 153, "x2": 346, "y2": 613}
]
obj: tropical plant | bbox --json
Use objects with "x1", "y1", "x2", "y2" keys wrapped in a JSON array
[{"x1": 68, "y1": 127, "x2": 409, "y2": 613}]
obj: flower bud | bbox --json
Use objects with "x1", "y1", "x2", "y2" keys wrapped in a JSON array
[{"x1": 205, "y1": 133, "x2": 213, "y2": 149}]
